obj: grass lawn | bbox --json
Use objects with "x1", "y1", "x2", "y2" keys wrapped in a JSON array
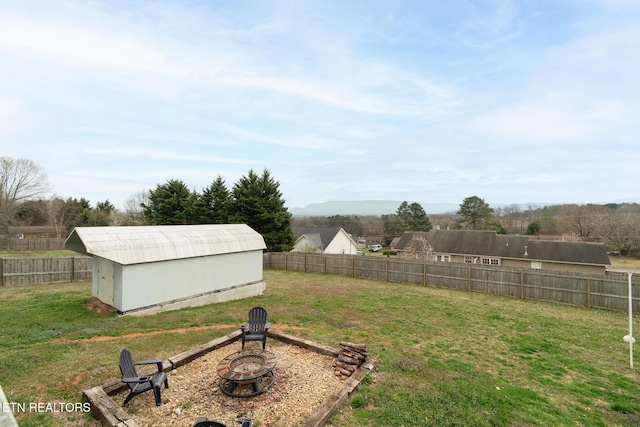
[
  {"x1": 610, "y1": 256, "x2": 640, "y2": 271},
  {"x1": 0, "y1": 249, "x2": 79, "y2": 257},
  {"x1": 1, "y1": 269, "x2": 639, "y2": 426}
]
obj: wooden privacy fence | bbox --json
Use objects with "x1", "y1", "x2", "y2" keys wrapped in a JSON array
[
  {"x1": 0, "y1": 256, "x2": 92, "y2": 286},
  {"x1": 263, "y1": 253, "x2": 640, "y2": 313},
  {"x1": 1, "y1": 238, "x2": 66, "y2": 251}
]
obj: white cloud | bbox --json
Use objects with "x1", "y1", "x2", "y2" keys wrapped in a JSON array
[
  {"x1": 1, "y1": 1, "x2": 639, "y2": 209},
  {"x1": 0, "y1": 14, "x2": 188, "y2": 76}
]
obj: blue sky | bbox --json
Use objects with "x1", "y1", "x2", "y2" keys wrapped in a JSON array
[{"x1": 1, "y1": 0, "x2": 638, "y2": 210}]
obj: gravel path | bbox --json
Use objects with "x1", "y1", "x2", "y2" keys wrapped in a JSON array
[{"x1": 115, "y1": 340, "x2": 342, "y2": 427}]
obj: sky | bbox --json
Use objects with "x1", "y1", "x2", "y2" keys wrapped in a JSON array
[{"x1": 1, "y1": 0, "x2": 639, "y2": 211}]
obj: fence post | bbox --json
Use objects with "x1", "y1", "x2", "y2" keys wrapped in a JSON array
[
  {"x1": 586, "y1": 278, "x2": 591, "y2": 308},
  {"x1": 520, "y1": 271, "x2": 524, "y2": 299},
  {"x1": 352, "y1": 256, "x2": 355, "y2": 278},
  {"x1": 386, "y1": 258, "x2": 389, "y2": 282},
  {"x1": 467, "y1": 266, "x2": 472, "y2": 292},
  {"x1": 0, "y1": 258, "x2": 3, "y2": 286}
]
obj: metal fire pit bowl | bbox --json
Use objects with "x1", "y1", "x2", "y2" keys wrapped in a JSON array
[{"x1": 216, "y1": 350, "x2": 277, "y2": 397}]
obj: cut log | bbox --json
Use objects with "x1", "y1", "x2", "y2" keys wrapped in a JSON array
[
  {"x1": 340, "y1": 342, "x2": 366, "y2": 350},
  {"x1": 335, "y1": 361, "x2": 357, "y2": 372},
  {"x1": 337, "y1": 366, "x2": 353, "y2": 376},
  {"x1": 338, "y1": 354, "x2": 361, "y2": 365},
  {"x1": 341, "y1": 351, "x2": 366, "y2": 360}
]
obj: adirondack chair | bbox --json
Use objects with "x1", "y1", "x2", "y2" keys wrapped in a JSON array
[
  {"x1": 193, "y1": 417, "x2": 252, "y2": 427},
  {"x1": 240, "y1": 306, "x2": 271, "y2": 350},
  {"x1": 119, "y1": 348, "x2": 168, "y2": 406}
]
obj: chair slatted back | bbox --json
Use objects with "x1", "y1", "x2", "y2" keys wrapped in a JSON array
[
  {"x1": 247, "y1": 306, "x2": 268, "y2": 333},
  {"x1": 119, "y1": 348, "x2": 138, "y2": 382},
  {"x1": 192, "y1": 417, "x2": 228, "y2": 427}
]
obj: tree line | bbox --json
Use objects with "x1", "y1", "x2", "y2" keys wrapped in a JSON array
[
  {"x1": 295, "y1": 196, "x2": 640, "y2": 256},
  {"x1": 140, "y1": 171, "x2": 294, "y2": 252},
  {"x1": 2, "y1": 155, "x2": 640, "y2": 256},
  {"x1": 0, "y1": 156, "x2": 294, "y2": 252}
]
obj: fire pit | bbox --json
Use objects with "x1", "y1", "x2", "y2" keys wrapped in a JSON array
[{"x1": 216, "y1": 349, "x2": 277, "y2": 397}]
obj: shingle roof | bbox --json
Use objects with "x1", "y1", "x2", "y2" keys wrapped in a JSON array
[
  {"x1": 64, "y1": 224, "x2": 266, "y2": 265},
  {"x1": 293, "y1": 226, "x2": 342, "y2": 251},
  {"x1": 395, "y1": 229, "x2": 610, "y2": 266}
]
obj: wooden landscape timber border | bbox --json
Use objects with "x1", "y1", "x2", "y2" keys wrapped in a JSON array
[{"x1": 82, "y1": 329, "x2": 374, "y2": 427}]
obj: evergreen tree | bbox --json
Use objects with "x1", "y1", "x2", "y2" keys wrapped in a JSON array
[
  {"x1": 142, "y1": 179, "x2": 197, "y2": 225},
  {"x1": 196, "y1": 175, "x2": 231, "y2": 224},
  {"x1": 230, "y1": 169, "x2": 294, "y2": 252},
  {"x1": 15, "y1": 199, "x2": 49, "y2": 225},
  {"x1": 384, "y1": 201, "x2": 432, "y2": 236},
  {"x1": 525, "y1": 221, "x2": 541, "y2": 235},
  {"x1": 457, "y1": 196, "x2": 494, "y2": 230}
]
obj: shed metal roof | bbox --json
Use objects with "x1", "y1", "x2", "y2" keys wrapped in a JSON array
[{"x1": 64, "y1": 224, "x2": 266, "y2": 265}]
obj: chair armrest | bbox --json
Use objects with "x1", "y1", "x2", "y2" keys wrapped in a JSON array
[
  {"x1": 135, "y1": 359, "x2": 163, "y2": 372},
  {"x1": 122, "y1": 376, "x2": 152, "y2": 383},
  {"x1": 265, "y1": 322, "x2": 272, "y2": 331}
]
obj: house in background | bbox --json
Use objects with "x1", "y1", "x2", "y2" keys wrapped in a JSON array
[
  {"x1": 64, "y1": 224, "x2": 267, "y2": 315},
  {"x1": 7, "y1": 226, "x2": 63, "y2": 239},
  {"x1": 292, "y1": 226, "x2": 359, "y2": 254},
  {"x1": 395, "y1": 229, "x2": 611, "y2": 275}
]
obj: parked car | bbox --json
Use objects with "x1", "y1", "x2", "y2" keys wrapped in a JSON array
[{"x1": 368, "y1": 244, "x2": 382, "y2": 252}]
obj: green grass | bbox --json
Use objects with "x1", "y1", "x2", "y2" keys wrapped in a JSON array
[
  {"x1": 0, "y1": 249, "x2": 79, "y2": 257},
  {"x1": 610, "y1": 256, "x2": 640, "y2": 270},
  {"x1": 1, "y1": 270, "x2": 640, "y2": 426}
]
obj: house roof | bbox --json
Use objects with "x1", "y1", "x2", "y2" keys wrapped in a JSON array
[
  {"x1": 395, "y1": 229, "x2": 610, "y2": 266},
  {"x1": 64, "y1": 224, "x2": 266, "y2": 265},
  {"x1": 8, "y1": 226, "x2": 60, "y2": 234},
  {"x1": 293, "y1": 226, "x2": 343, "y2": 250}
]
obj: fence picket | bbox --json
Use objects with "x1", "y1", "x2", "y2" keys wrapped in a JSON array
[{"x1": 264, "y1": 253, "x2": 640, "y2": 313}]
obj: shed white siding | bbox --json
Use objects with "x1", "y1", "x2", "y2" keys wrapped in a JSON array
[
  {"x1": 114, "y1": 250, "x2": 264, "y2": 312},
  {"x1": 65, "y1": 224, "x2": 266, "y2": 315}
]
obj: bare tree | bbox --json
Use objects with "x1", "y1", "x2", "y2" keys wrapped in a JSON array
[
  {"x1": 558, "y1": 204, "x2": 605, "y2": 237},
  {"x1": 112, "y1": 191, "x2": 149, "y2": 225},
  {"x1": 591, "y1": 208, "x2": 640, "y2": 256},
  {"x1": 400, "y1": 235, "x2": 435, "y2": 261},
  {"x1": 560, "y1": 232, "x2": 581, "y2": 242},
  {"x1": 0, "y1": 156, "x2": 50, "y2": 227},
  {"x1": 47, "y1": 197, "x2": 72, "y2": 238}
]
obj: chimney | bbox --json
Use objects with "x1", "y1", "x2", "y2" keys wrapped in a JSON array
[{"x1": 524, "y1": 245, "x2": 528, "y2": 257}]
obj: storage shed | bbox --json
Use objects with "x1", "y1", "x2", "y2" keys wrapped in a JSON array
[{"x1": 64, "y1": 224, "x2": 267, "y2": 315}]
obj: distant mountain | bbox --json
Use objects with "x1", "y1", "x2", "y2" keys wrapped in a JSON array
[
  {"x1": 289, "y1": 200, "x2": 459, "y2": 217},
  {"x1": 288, "y1": 198, "x2": 640, "y2": 217}
]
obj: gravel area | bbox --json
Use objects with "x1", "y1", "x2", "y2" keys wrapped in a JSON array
[{"x1": 115, "y1": 340, "x2": 342, "y2": 427}]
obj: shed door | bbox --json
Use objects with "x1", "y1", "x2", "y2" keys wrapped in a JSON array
[{"x1": 97, "y1": 258, "x2": 114, "y2": 306}]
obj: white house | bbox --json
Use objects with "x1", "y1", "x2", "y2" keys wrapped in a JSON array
[
  {"x1": 292, "y1": 226, "x2": 359, "y2": 254},
  {"x1": 64, "y1": 224, "x2": 267, "y2": 315}
]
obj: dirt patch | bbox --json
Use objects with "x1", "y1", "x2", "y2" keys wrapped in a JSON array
[
  {"x1": 52, "y1": 324, "x2": 304, "y2": 344},
  {"x1": 84, "y1": 297, "x2": 117, "y2": 315}
]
